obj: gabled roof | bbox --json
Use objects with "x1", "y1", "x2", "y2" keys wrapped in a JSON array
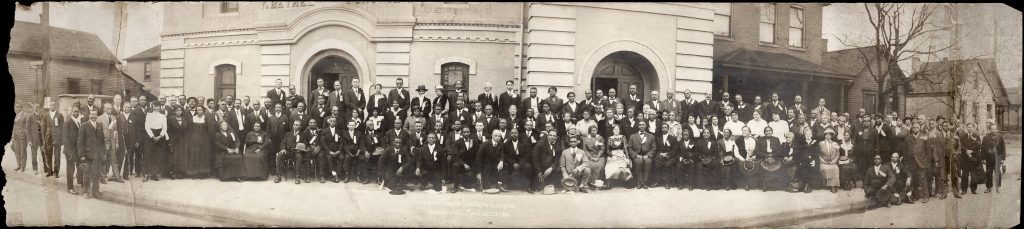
[
  {"x1": 716, "y1": 48, "x2": 853, "y2": 79},
  {"x1": 124, "y1": 45, "x2": 160, "y2": 61},
  {"x1": 8, "y1": 20, "x2": 117, "y2": 63},
  {"x1": 910, "y1": 58, "x2": 1009, "y2": 105},
  {"x1": 824, "y1": 46, "x2": 910, "y2": 90}
]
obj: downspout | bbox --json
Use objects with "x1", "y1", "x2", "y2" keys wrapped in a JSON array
[{"x1": 518, "y1": 2, "x2": 527, "y2": 92}]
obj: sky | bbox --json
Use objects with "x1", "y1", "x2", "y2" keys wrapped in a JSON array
[
  {"x1": 11, "y1": 2, "x2": 1022, "y2": 88},
  {"x1": 14, "y1": 2, "x2": 163, "y2": 60}
]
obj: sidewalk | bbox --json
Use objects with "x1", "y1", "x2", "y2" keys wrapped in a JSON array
[{"x1": 4, "y1": 149, "x2": 869, "y2": 227}]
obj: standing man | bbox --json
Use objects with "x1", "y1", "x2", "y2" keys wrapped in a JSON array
[
  {"x1": 623, "y1": 84, "x2": 643, "y2": 113},
  {"x1": 660, "y1": 91, "x2": 679, "y2": 118},
  {"x1": 64, "y1": 106, "x2": 83, "y2": 193},
  {"x1": 128, "y1": 96, "x2": 148, "y2": 178},
  {"x1": 981, "y1": 123, "x2": 1006, "y2": 193},
  {"x1": 478, "y1": 82, "x2": 498, "y2": 112},
  {"x1": 906, "y1": 122, "x2": 932, "y2": 203},
  {"x1": 790, "y1": 95, "x2": 807, "y2": 118},
  {"x1": 644, "y1": 91, "x2": 661, "y2": 117},
  {"x1": 111, "y1": 102, "x2": 131, "y2": 183},
  {"x1": 522, "y1": 87, "x2": 541, "y2": 119},
  {"x1": 78, "y1": 108, "x2": 105, "y2": 199},
  {"x1": 345, "y1": 78, "x2": 367, "y2": 121},
  {"x1": 389, "y1": 78, "x2": 410, "y2": 110},
  {"x1": 266, "y1": 79, "x2": 288, "y2": 109},
  {"x1": 96, "y1": 103, "x2": 119, "y2": 183},
  {"x1": 44, "y1": 99, "x2": 64, "y2": 177},
  {"x1": 498, "y1": 80, "x2": 520, "y2": 119},
  {"x1": 928, "y1": 119, "x2": 951, "y2": 199},
  {"x1": 286, "y1": 85, "x2": 305, "y2": 109},
  {"x1": 328, "y1": 80, "x2": 345, "y2": 121},
  {"x1": 563, "y1": 92, "x2": 583, "y2": 120}
]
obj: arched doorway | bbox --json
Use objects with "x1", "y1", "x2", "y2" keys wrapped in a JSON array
[
  {"x1": 591, "y1": 51, "x2": 659, "y2": 103},
  {"x1": 304, "y1": 49, "x2": 359, "y2": 101}
]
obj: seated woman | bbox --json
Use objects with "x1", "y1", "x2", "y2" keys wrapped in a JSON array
[
  {"x1": 214, "y1": 121, "x2": 243, "y2": 182},
  {"x1": 243, "y1": 122, "x2": 272, "y2": 180},
  {"x1": 603, "y1": 125, "x2": 632, "y2": 188}
]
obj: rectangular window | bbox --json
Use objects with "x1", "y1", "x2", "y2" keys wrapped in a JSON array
[
  {"x1": 220, "y1": 2, "x2": 239, "y2": 13},
  {"x1": 91, "y1": 79, "x2": 103, "y2": 95},
  {"x1": 863, "y1": 91, "x2": 877, "y2": 114},
  {"x1": 759, "y1": 3, "x2": 776, "y2": 43},
  {"x1": 712, "y1": 4, "x2": 732, "y2": 37},
  {"x1": 987, "y1": 104, "x2": 993, "y2": 119},
  {"x1": 144, "y1": 62, "x2": 152, "y2": 81},
  {"x1": 973, "y1": 102, "x2": 979, "y2": 121},
  {"x1": 789, "y1": 6, "x2": 804, "y2": 47},
  {"x1": 67, "y1": 78, "x2": 81, "y2": 94}
]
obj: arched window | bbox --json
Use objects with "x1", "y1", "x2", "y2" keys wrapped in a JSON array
[
  {"x1": 215, "y1": 64, "x2": 237, "y2": 98},
  {"x1": 441, "y1": 62, "x2": 469, "y2": 93}
]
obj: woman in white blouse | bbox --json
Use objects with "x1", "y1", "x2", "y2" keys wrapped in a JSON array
[
  {"x1": 745, "y1": 111, "x2": 769, "y2": 138},
  {"x1": 769, "y1": 113, "x2": 790, "y2": 142},
  {"x1": 576, "y1": 110, "x2": 598, "y2": 136},
  {"x1": 143, "y1": 103, "x2": 169, "y2": 182}
]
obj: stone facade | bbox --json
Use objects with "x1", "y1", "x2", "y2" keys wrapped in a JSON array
[{"x1": 160, "y1": 2, "x2": 716, "y2": 101}]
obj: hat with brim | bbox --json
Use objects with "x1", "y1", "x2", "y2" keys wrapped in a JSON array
[
  {"x1": 295, "y1": 143, "x2": 308, "y2": 152},
  {"x1": 389, "y1": 189, "x2": 406, "y2": 195},
  {"x1": 562, "y1": 177, "x2": 579, "y2": 192},
  {"x1": 824, "y1": 128, "x2": 836, "y2": 136},
  {"x1": 416, "y1": 85, "x2": 428, "y2": 92},
  {"x1": 483, "y1": 188, "x2": 501, "y2": 194}
]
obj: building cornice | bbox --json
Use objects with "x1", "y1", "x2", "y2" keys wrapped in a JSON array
[{"x1": 161, "y1": 27, "x2": 258, "y2": 39}]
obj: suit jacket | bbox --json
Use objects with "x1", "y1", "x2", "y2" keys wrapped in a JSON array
[
  {"x1": 504, "y1": 140, "x2": 531, "y2": 167},
  {"x1": 281, "y1": 130, "x2": 302, "y2": 153},
  {"x1": 559, "y1": 147, "x2": 585, "y2": 175},
  {"x1": 410, "y1": 96, "x2": 431, "y2": 115},
  {"x1": 383, "y1": 108, "x2": 407, "y2": 131},
  {"x1": 627, "y1": 132, "x2": 655, "y2": 157},
  {"x1": 345, "y1": 88, "x2": 367, "y2": 114},
  {"x1": 981, "y1": 133, "x2": 1006, "y2": 159},
  {"x1": 622, "y1": 94, "x2": 643, "y2": 113},
  {"x1": 562, "y1": 101, "x2": 584, "y2": 119},
  {"x1": 754, "y1": 136, "x2": 783, "y2": 159},
  {"x1": 77, "y1": 121, "x2": 105, "y2": 162},
  {"x1": 289, "y1": 110, "x2": 311, "y2": 129},
  {"x1": 498, "y1": 91, "x2": 520, "y2": 118},
  {"x1": 427, "y1": 115, "x2": 450, "y2": 133},
  {"x1": 416, "y1": 144, "x2": 447, "y2": 172},
  {"x1": 521, "y1": 96, "x2": 541, "y2": 118},
  {"x1": 905, "y1": 134, "x2": 931, "y2": 169},
  {"x1": 266, "y1": 88, "x2": 288, "y2": 107},
  {"x1": 328, "y1": 90, "x2": 345, "y2": 113},
  {"x1": 532, "y1": 139, "x2": 561, "y2": 174},
  {"x1": 320, "y1": 127, "x2": 344, "y2": 153},
  {"x1": 452, "y1": 136, "x2": 480, "y2": 167},
  {"x1": 389, "y1": 88, "x2": 411, "y2": 109},
  {"x1": 475, "y1": 140, "x2": 506, "y2": 174},
  {"x1": 46, "y1": 111, "x2": 65, "y2": 148},
  {"x1": 287, "y1": 95, "x2": 306, "y2": 109},
  {"x1": 659, "y1": 99, "x2": 679, "y2": 116},
  {"x1": 64, "y1": 118, "x2": 82, "y2": 155},
  {"x1": 385, "y1": 129, "x2": 410, "y2": 149},
  {"x1": 341, "y1": 130, "x2": 363, "y2": 156},
  {"x1": 380, "y1": 146, "x2": 415, "y2": 176},
  {"x1": 267, "y1": 112, "x2": 291, "y2": 140},
  {"x1": 864, "y1": 164, "x2": 897, "y2": 189},
  {"x1": 477, "y1": 92, "x2": 498, "y2": 110}
]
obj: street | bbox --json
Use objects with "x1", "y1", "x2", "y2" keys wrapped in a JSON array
[{"x1": 3, "y1": 173, "x2": 231, "y2": 226}]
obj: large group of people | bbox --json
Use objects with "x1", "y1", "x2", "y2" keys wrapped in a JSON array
[{"x1": 9, "y1": 77, "x2": 1008, "y2": 206}]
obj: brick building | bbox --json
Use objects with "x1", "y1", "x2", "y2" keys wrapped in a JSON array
[
  {"x1": 8, "y1": 21, "x2": 151, "y2": 106},
  {"x1": 124, "y1": 45, "x2": 162, "y2": 95},
  {"x1": 708, "y1": 3, "x2": 854, "y2": 113},
  {"x1": 159, "y1": 2, "x2": 717, "y2": 102},
  {"x1": 822, "y1": 46, "x2": 908, "y2": 115}
]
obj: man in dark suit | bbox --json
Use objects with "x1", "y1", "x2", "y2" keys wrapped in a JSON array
[
  {"x1": 286, "y1": 85, "x2": 305, "y2": 109},
  {"x1": 905, "y1": 123, "x2": 933, "y2": 202},
  {"x1": 379, "y1": 137, "x2": 414, "y2": 194},
  {"x1": 266, "y1": 79, "x2": 288, "y2": 109},
  {"x1": 43, "y1": 100, "x2": 64, "y2": 177},
  {"x1": 328, "y1": 80, "x2": 346, "y2": 121},
  {"x1": 532, "y1": 130, "x2": 561, "y2": 193},
  {"x1": 477, "y1": 82, "x2": 498, "y2": 112},
  {"x1": 127, "y1": 96, "x2": 148, "y2": 177},
  {"x1": 388, "y1": 78, "x2": 411, "y2": 110},
  {"x1": 562, "y1": 92, "x2": 584, "y2": 120},
  {"x1": 78, "y1": 109, "x2": 106, "y2": 199},
  {"x1": 267, "y1": 103, "x2": 291, "y2": 158},
  {"x1": 498, "y1": 80, "x2": 520, "y2": 119},
  {"x1": 503, "y1": 130, "x2": 534, "y2": 192},
  {"x1": 385, "y1": 119, "x2": 410, "y2": 149},
  {"x1": 621, "y1": 84, "x2": 643, "y2": 114},
  {"x1": 789, "y1": 95, "x2": 808, "y2": 119},
  {"x1": 416, "y1": 133, "x2": 447, "y2": 192},
  {"x1": 733, "y1": 94, "x2": 752, "y2": 123},
  {"x1": 382, "y1": 100, "x2": 407, "y2": 132},
  {"x1": 226, "y1": 101, "x2": 251, "y2": 139},
  {"x1": 428, "y1": 105, "x2": 450, "y2": 134},
  {"x1": 290, "y1": 102, "x2": 311, "y2": 130},
  {"x1": 275, "y1": 120, "x2": 304, "y2": 184},
  {"x1": 888, "y1": 152, "x2": 913, "y2": 205},
  {"x1": 521, "y1": 87, "x2": 542, "y2": 119},
  {"x1": 864, "y1": 154, "x2": 897, "y2": 208},
  {"x1": 927, "y1": 121, "x2": 951, "y2": 199},
  {"x1": 341, "y1": 120, "x2": 366, "y2": 183},
  {"x1": 628, "y1": 121, "x2": 656, "y2": 189},
  {"x1": 63, "y1": 107, "x2": 83, "y2": 194},
  {"x1": 659, "y1": 91, "x2": 679, "y2": 118},
  {"x1": 475, "y1": 130, "x2": 506, "y2": 191},
  {"x1": 320, "y1": 117, "x2": 344, "y2": 183},
  {"x1": 981, "y1": 123, "x2": 1006, "y2": 193},
  {"x1": 644, "y1": 91, "x2": 662, "y2": 117},
  {"x1": 345, "y1": 78, "x2": 367, "y2": 120},
  {"x1": 450, "y1": 126, "x2": 479, "y2": 192}
]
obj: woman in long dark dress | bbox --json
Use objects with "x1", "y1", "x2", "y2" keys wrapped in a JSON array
[
  {"x1": 214, "y1": 121, "x2": 243, "y2": 181},
  {"x1": 143, "y1": 103, "x2": 169, "y2": 182},
  {"x1": 243, "y1": 122, "x2": 272, "y2": 180},
  {"x1": 187, "y1": 106, "x2": 214, "y2": 178},
  {"x1": 168, "y1": 106, "x2": 191, "y2": 179}
]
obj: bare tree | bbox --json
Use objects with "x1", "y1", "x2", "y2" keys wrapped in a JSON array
[{"x1": 835, "y1": 3, "x2": 960, "y2": 114}]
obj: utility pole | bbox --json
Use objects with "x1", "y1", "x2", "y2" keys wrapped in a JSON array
[{"x1": 40, "y1": 2, "x2": 50, "y2": 106}]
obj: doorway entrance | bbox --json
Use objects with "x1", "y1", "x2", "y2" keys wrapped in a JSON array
[
  {"x1": 591, "y1": 51, "x2": 658, "y2": 103},
  {"x1": 306, "y1": 50, "x2": 359, "y2": 101}
]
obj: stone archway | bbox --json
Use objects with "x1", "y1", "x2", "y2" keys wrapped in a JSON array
[
  {"x1": 303, "y1": 49, "x2": 359, "y2": 101},
  {"x1": 590, "y1": 51, "x2": 660, "y2": 104},
  {"x1": 578, "y1": 40, "x2": 669, "y2": 100}
]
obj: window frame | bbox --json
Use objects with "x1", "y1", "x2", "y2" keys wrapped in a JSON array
[
  {"x1": 440, "y1": 62, "x2": 470, "y2": 94},
  {"x1": 143, "y1": 61, "x2": 152, "y2": 81},
  {"x1": 759, "y1": 3, "x2": 777, "y2": 44},
  {"x1": 788, "y1": 5, "x2": 805, "y2": 48},
  {"x1": 220, "y1": 2, "x2": 239, "y2": 14},
  {"x1": 214, "y1": 64, "x2": 238, "y2": 99},
  {"x1": 90, "y1": 79, "x2": 103, "y2": 95},
  {"x1": 67, "y1": 78, "x2": 81, "y2": 94},
  {"x1": 863, "y1": 91, "x2": 877, "y2": 115}
]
